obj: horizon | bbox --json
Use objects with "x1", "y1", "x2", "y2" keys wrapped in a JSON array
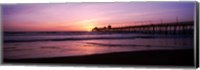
[
  {"x1": 2, "y1": 2, "x2": 195, "y2": 32},
  {"x1": 3, "y1": 21, "x2": 194, "y2": 33}
]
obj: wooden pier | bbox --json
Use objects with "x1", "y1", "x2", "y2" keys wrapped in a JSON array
[{"x1": 92, "y1": 21, "x2": 194, "y2": 34}]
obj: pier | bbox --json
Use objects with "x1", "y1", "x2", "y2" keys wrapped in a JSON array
[{"x1": 92, "y1": 21, "x2": 194, "y2": 34}]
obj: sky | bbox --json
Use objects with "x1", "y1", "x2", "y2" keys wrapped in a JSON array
[{"x1": 2, "y1": 2, "x2": 195, "y2": 32}]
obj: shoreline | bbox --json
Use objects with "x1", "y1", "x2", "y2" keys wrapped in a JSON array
[{"x1": 4, "y1": 49, "x2": 194, "y2": 66}]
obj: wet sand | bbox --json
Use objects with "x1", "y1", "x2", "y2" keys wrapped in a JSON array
[{"x1": 4, "y1": 49, "x2": 194, "y2": 66}]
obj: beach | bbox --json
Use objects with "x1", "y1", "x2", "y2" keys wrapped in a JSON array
[
  {"x1": 2, "y1": 2, "x2": 196, "y2": 68},
  {"x1": 4, "y1": 49, "x2": 194, "y2": 66}
]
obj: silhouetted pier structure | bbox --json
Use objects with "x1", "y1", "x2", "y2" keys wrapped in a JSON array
[{"x1": 92, "y1": 21, "x2": 194, "y2": 34}]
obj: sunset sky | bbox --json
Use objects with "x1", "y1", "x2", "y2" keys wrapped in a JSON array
[{"x1": 2, "y1": 2, "x2": 195, "y2": 32}]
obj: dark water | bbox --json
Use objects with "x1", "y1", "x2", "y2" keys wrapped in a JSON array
[{"x1": 3, "y1": 32, "x2": 194, "y2": 59}]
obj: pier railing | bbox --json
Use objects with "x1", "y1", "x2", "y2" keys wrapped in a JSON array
[{"x1": 92, "y1": 21, "x2": 194, "y2": 34}]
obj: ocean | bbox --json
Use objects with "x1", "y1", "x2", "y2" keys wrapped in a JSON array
[{"x1": 3, "y1": 32, "x2": 194, "y2": 59}]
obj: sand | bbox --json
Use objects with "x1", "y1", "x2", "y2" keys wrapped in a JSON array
[{"x1": 4, "y1": 49, "x2": 195, "y2": 67}]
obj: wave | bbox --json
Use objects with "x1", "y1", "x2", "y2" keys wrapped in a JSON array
[
  {"x1": 4, "y1": 31, "x2": 136, "y2": 36},
  {"x1": 4, "y1": 35, "x2": 192, "y2": 43},
  {"x1": 4, "y1": 31, "x2": 91, "y2": 36},
  {"x1": 85, "y1": 42, "x2": 194, "y2": 49},
  {"x1": 4, "y1": 36, "x2": 155, "y2": 43},
  {"x1": 86, "y1": 42, "x2": 152, "y2": 47}
]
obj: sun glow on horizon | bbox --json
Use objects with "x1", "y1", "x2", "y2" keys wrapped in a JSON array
[
  {"x1": 85, "y1": 25, "x2": 95, "y2": 31},
  {"x1": 79, "y1": 20, "x2": 97, "y2": 31}
]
